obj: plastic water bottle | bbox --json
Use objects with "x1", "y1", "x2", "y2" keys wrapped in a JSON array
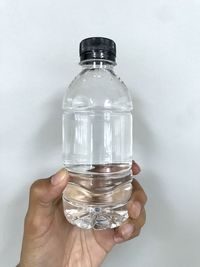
[{"x1": 62, "y1": 37, "x2": 133, "y2": 229}]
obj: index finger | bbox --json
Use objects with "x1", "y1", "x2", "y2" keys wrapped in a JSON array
[
  {"x1": 127, "y1": 178, "x2": 147, "y2": 219},
  {"x1": 131, "y1": 178, "x2": 147, "y2": 206}
]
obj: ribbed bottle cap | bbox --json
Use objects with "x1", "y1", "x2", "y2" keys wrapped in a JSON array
[{"x1": 79, "y1": 37, "x2": 116, "y2": 64}]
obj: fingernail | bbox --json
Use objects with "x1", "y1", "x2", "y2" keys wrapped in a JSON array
[
  {"x1": 51, "y1": 169, "x2": 67, "y2": 186},
  {"x1": 121, "y1": 224, "x2": 134, "y2": 239},
  {"x1": 131, "y1": 201, "x2": 141, "y2": 219},
  {"x1": 132, "y1": 163, "x2": 141, "y2": 174}
]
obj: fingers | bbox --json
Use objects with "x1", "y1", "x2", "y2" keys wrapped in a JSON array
[
  {"x1": 114, "y1": 178, "x2": 147, "y2": 244},
  {"x1": 128, "y1": 209, "x2": 146, "y2": 239},
  {"x1": 29, "y1": 169, "x2": 68, "y2": 210},
  {"x1": 128, "y1": 178, "x2": 147, "y2": 218},
  {"x1": 131, "y1": 161, "x2": 141, "y2": 175},
  {"x1": 25, "y1": 169, "x2": 69, "y2": 235},
  {"x1": 114, "y1": 209, "x2": 146, "y2": 243}
]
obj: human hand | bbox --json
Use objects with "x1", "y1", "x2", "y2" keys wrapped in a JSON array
[{"x1": 18, "y1": 162, "x2": 147, "y2": 267}]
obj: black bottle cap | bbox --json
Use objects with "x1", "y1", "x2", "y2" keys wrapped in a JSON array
[{"x1": 79, "y1": 37, "x2": 116, "y2": 64}]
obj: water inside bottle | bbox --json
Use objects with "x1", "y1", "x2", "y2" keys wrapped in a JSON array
[
  {"x1": 63, "y1": 108, "x2": 132, "y2": 168},
  {"x1": 62, "y1": 163, "x2": 132, "y2": 229},
  {"x1": 62, "y1": 108, "x2": 133, "y2": 229}
]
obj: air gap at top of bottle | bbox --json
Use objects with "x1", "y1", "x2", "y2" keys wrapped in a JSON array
[{"x1": 62, "y1": 37, "x2": 133, "y2": 230}]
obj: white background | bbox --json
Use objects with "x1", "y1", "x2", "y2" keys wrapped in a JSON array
[{"x1": 0, "y1": 0, "x2": 200, "y2": 266}]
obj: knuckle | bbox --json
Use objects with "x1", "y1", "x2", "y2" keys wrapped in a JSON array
[
  {"x1": 30, "y1": 179, "x2": 41, "y2": 192},
  {"x1": 136, "y1": 209, "x2": 146, "y2": 228},
  {"x1": 30, "y1": 179, "x2": 46, "y2": 197},
  {"x1": 131, "y1": 178, "x2": 137, "y2": 187},
  {"x1": 127, "y1": 228, "x2": 141, "y2": 241},
  {"x1": 140, "y1": 213, "x2": 146, "y2": 227},
  {"x1": 24, "y1": 213, "x2": 41, "y2": 233},
  {"x1": 132, "y1": 228, "x2": 141, "y2": 239},
  {"x1": 138, "y1": 190, "x2": 147, "y2": 204},
  {"x1": 132, "y1": 180, "x2": 148, "y2": 205}
]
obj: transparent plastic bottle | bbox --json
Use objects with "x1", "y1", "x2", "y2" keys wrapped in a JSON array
[{"x1": 62, "y1": 37, "x2": 133, "y2": 229}]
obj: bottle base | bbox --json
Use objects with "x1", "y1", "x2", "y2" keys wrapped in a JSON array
[{"x1": 63, "y1": 199, "x2": 129, "y2": 230}]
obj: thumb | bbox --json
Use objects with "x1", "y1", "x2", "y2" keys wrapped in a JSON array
[{"x1": 27, "y1": 169, "x2": 69, "y2": 222}]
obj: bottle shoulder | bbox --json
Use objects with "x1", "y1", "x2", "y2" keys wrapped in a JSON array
[{"x1": 63, "y1": 68, "x2": 133, "y2": 111}]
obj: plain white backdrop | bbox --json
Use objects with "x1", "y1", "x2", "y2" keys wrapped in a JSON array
[{"x1": 0, "y1": 0, "x2": 200, "y2": 266}]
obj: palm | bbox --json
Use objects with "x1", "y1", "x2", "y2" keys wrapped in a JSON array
[{"x1": 39, "y1": 201, "x2": 115, "y2": 267}]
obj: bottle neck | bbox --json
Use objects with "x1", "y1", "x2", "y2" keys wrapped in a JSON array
[{"x1": 80, "y1": 60, "x2": 115, "y2": 70}]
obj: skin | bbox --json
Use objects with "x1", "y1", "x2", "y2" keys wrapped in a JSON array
[{"x1": 18, "y1": 162, "x2": 147, "y2": 267}]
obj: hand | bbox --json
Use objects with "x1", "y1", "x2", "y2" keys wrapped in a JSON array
[{"x1": 19, "y1": 162, "x2": 147, "y2": 267}]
